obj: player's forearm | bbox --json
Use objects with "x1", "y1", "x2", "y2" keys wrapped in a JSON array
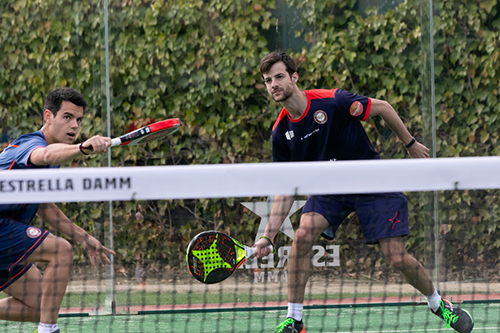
[
  {"x1": 383, "y1": 113, "x2": 414, "y2": 146},
  {"x1": 50, "y1": 218, "x2": 89, "y2": 244},
  {"x1": 263, "y1": 195, "x2": 295, "y2": 240},
  {"x1": 37, "y1": 203, "x2": 89, "y2": 243},
  {"x1": 30, "y1": 143, "x2": 85, "y2": 166},
  {"x1": 372, "y1": 100, "x2": 413, "y2": 146}
]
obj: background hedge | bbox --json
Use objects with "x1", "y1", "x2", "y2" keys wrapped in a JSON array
[{"x1": 1, "y1": 0, "x2": 499, "y2": 281}]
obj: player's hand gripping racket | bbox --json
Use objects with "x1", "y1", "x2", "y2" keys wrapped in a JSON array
[
  {"x1": 88, "y1": 118, "x2": 182, "y2": 150},
  {"x1": 186, "y1": 231, "x2": 273, "y2": 284}
]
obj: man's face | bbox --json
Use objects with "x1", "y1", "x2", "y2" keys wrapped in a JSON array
[
  {"x1": 45, "y1": 101, "x2": 84, "y2": 144},
  {"x1": 262, "y1": 62, "x2": 296, "y2": 102}
]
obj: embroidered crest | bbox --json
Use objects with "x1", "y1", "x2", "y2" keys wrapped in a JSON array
[
  {"x1": 26, "y1": 227, "x2": 42, "y2": 238},
  {"x1": 314, "y1": 110, "x2": 327, "y2": 124},
  {"x1": 350, "y1": 101, "x2": 363, "y2": 117}
]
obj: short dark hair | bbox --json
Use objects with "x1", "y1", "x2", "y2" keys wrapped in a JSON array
[
  {"x1": 260, "y1": 52, "x2": 297, "y2": 78},
  {"x1": 43, "y1": 87, "x2": 87, "y2": 116}
]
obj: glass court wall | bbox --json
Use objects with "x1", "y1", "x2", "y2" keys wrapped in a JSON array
[{"x1": 1, "y1": 0, "x2": 499, "y2": 325}]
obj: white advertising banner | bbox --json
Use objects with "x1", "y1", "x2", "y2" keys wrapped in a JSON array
[{"x1": 0, "y1": 156, "x2": 499, "y2": 204}]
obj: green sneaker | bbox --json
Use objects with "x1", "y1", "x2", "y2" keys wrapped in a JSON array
[
  {"x1": 432, "y1": 299, "x2": 474, "y2": 333},
  {"x1": 275, "y1": 318, "x2": 306, "y2": 333},
  {"x1": 34, "y1": 329, "x2": 62, "y2": 333}
]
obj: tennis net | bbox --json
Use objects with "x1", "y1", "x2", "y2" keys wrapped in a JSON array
[{"x1": 1, "y1": 157, "x2": 500, "y2": 333}]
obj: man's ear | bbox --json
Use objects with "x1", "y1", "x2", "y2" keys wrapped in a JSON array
[
  {"x1": 292, "y1": 72, "x2": 299, "y2": 84},
  {"x1": 43, "y1": 109, "x2": 54, "y2": 124}
]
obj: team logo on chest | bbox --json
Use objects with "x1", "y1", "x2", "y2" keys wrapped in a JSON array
[
  {"x1": 314, "y1": 110, "x2": 327, "y2": 124},
  {"x1": 26, "y1": 227, "x2": 42, "y2": 238}
]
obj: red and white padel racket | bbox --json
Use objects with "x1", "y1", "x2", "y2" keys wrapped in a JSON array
[{"x1": 110, "y1": 118, "x2": 182, "y2": 147}]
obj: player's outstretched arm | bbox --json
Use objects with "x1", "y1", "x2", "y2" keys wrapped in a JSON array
[
  {"x1": 369, "y1": 98, "x2": 430, "y2": 159},
  {"x1": 37, "y1": 203, "x2": 116, "y2": 266},
  {"x1": 252, "y1": 195, "x2": 295, "y2": 258},
  {"x1": 30, "y1": 135, "x2": 112, "y2": 166}
]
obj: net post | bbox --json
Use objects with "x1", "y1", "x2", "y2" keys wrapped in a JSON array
[
  {"x1": 420, "y1": 0, "x2": 441, "y2": 288},
  {"x1": 105, "y1": 201, "x2": 116, "y2": 315},
  {"x1": 103, "y1": 0, "x2": 116, "y2": 315}
]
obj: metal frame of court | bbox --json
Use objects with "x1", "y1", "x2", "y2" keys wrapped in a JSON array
[{"x1": 57, "y1": 295, "x2": 500, "y2": 318}]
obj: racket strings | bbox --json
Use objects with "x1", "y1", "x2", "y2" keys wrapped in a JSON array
[{"x1": 192, "y1": 238, "x2": 232, "y2": 282}]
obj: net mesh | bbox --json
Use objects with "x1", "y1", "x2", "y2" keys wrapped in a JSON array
[
  {"x1": 2, "y1": 0, "x2": 500, "y2": 332},
  {"x1": 1, "y1": 159, "x2": 500, "y2": 332}
]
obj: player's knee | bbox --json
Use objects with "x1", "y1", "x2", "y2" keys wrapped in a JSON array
[
  {"x1": 55, "y1": 238, "x2": 74, "y2": 263},
  {"x1": 293, "y1": 228, "x2": 314, "y2": 249},
  {"x1": 387, "y1": 253, "x2": 407, "y2": 271}
]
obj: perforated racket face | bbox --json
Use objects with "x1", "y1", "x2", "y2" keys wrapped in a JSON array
[
  {"x1": 119, "y1": 118, "x2": 181, "y2": 146},
  {"x1": 186, "y1": 231, "x2": 239, "y2": 284}
]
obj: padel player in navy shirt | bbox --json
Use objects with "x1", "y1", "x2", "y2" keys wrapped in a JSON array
[
  {"x1": 253, "y1": 52, "x2": 473, "y2": 333},
  {"x1": 0, "y1": 88, "x2": 115, "y2": 333},
  {"x1": 0, "y1": 131, "x2": 57, "y2": 224},
  {"x1": 272, "y1": 88, "x2": 378, "y2": 162}
]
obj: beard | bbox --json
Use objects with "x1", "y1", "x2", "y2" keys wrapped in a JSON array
[{"x1": 272, "y1": 85, "x2": 294, "y2": 102}]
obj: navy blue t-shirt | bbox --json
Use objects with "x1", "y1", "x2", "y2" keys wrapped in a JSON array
[
  {"x1": 0, "y1": 131, "x2": 58, "y2": 224},
  {"x1": 272, "y1": 89, "x2": 379, "y2": 162}
]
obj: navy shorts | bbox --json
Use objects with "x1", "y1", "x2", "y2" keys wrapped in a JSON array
[
  {"x1": 0, "y1": 218, "x2": 49, "y2": 291},
  {"x1": 302, "y1": 192, "x2": 409, "y2": 244}
]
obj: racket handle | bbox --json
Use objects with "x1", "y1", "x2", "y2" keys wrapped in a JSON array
[
  {"x1": 110, "y1": 138, "x2": 122, "y2": 147},
  {"x1": 87, "y1": 138, "x2": 120, "y2": 151},
  {"x1": 244, "y1": 245, "x2": 273, "y2": 259}
]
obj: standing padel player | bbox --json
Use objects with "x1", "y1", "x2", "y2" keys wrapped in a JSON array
[{"x1": 252, "y1": 52, "x2": 474, "y2": 333}]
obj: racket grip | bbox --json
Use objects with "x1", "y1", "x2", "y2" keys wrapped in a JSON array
[
  {"x1": 244, "y1": 245, "x2": 273, "y2": 259},
  {"x1": 86, "y1": 139, "x2": 118, "y2": 151},
  {"x1": 110, "y1": 138, "x2": 122, "y2": 147}
]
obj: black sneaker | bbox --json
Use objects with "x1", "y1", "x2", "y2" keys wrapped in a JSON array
[
  {"x1": 432, "y1": 299, "x2": 474, "y2": 333},
  {"x1": 275, "y1": 318, "x2": 306, "y2": 333}
]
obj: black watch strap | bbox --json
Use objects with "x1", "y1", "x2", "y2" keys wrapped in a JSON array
[{"x1": 404, "y1": 137, "x2": 416, "y2": 149}]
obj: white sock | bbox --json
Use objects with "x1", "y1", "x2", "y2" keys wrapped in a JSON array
[
  {"x1": 424, "y1": 288, "x2": 441, "y2": 312},
  {"x1": 37, "y1": 323, "x2": 58, "y2": 333},
  {"x1": 287, "y1": 302, "x2": 303, "y2": 321}
]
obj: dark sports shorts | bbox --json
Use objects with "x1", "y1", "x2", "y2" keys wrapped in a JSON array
[
  {"x1": 302, "y1": 192, "x2": 409, "y2": 244},
  {"x1": 0, "y1": 218, "x2": 49, "y2": 291}
]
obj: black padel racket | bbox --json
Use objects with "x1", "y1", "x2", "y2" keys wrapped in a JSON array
[
  {"x1": 186, "y1": 231, "x2": 272, "y2": 284},
  {"x1": 110, "y1": 118, "x2": 182, "y2": 147}
]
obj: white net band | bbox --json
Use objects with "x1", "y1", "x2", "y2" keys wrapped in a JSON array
[{"x1": 1, "y1": 156, "x2": 500, "y2": 204}]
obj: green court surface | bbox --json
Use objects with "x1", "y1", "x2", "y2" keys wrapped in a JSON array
[{"x1": 1, "y1": 303, "x2": 499, "y2": 333}]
